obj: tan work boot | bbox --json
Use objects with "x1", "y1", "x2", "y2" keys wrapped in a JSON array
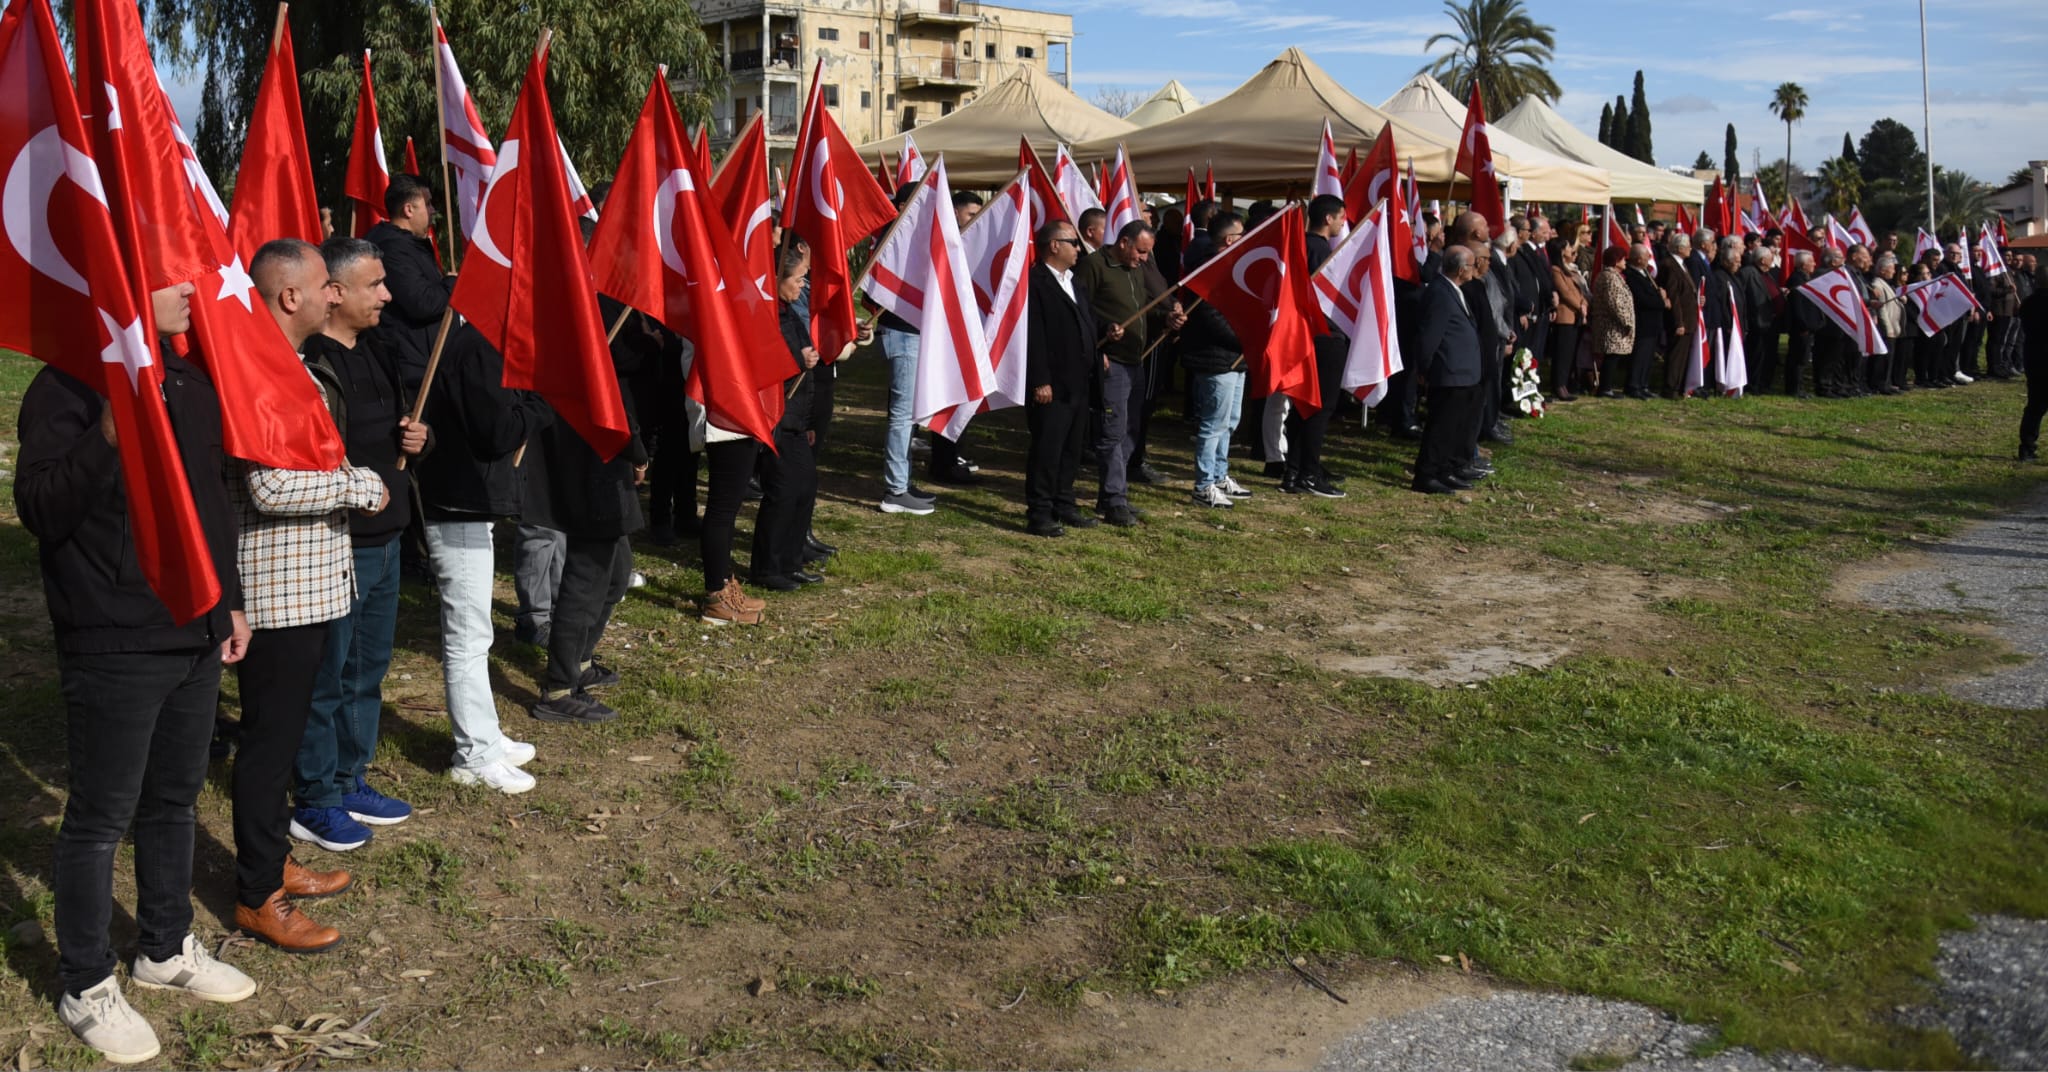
[{"x1": 702, "y1": 578, "x2": 765, "y2": 626}]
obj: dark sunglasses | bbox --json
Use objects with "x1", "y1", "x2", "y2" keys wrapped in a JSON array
[{"x1": 1053, "y1": 237, "x2": 1084, "y2": 247}]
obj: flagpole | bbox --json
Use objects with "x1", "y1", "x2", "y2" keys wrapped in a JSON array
[
  {"x1": 429, "y1": 4, "x2": 460, "y2": 272},
  {"x1": 1113, "y1": 202, "x2": 1298, "y2": 333},
  {"x1": 395, "y1": 308, "x2": 458, "y2": 471},
  {"x1": 1917, "y1": 0, "x2": 1936, "y2": 233}
]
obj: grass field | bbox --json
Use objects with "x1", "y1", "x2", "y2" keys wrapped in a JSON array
[{"x1": 0, "y1": 344, "x2": 2042, "y2": 1070}]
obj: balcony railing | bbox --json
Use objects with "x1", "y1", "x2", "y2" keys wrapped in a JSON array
[
  {"x1": 899, "y1": 0, "x2": 983, "y2": 23},
  {"x1": 897, "y1": 54, "x2": 980, "y2": 85},
  {"x1": 726, "y1": 47, "x2": 800, "y2": 73}
]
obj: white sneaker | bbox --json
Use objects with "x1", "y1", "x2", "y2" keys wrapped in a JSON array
[
  {"x1": 450, "y1": 759, "x2": 536, "y2": 795},
  {"x1": 132, "y1": 934, "x2": 257, "y2": 1003},
  {"x1": 501, "y1": 739, "x2": 536, "y2": 768},
  {"x1": 57, "y1": 978, "x2": 160, "y2": 1065},
  {"x1": 628, "y1": 570, "x2": 648, "y2": 589},
  {"x1": 1954, "y1": 371, "x2": 1974, "y2": 384},
  {"x1": 1219, "y1": 475, "x2": 1252, "y2": 498},
  {"x1": 1192, "y1": 484, "x2": 1234, "y2": 508}
]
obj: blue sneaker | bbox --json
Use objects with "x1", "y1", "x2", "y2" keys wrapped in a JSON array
[
  {"x1": 288, "y1": 806, "x2": 371, "y2": 852},
  {"x1": 343, "y1": 776, "x2": 412, "y2": 826}
]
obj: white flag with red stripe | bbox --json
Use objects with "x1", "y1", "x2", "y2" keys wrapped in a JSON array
[
  {"x1": 937, "y1": 169, "x2": 1033, "y2": 438},
  {"x1": 1051, "y1": 143, "x2": 1101, "y2": 225},
  {"x1": 1312, "y1": 201, "x2": 1402, "y2": 405},
  {"x1": 561, "y1": 138, "x2": 596, "y2": 219},
  {"x1": 1825, "y1": 215, "x2": 1855, "y2": 252},
  {"x1": 1904, "y1": 273, "x2": 1982, "y2": 336},
  {"x1": 896, "y1": 133, "x2": 927, "y2": 187},
  {"x1": 1102, "y1": 142, "x2": 1141, "y2": 240},
  {"x1": 1914, "y1": 227, "x2": 1940, "y2": 262},
  {"x1": 1313, "y1": 119, "x2": 1344, "y2": 199},
  {"x1": 1683, "y1": 282, "x2": 1708, "y2": 396},
  {"x1": 1799, "y1": 267, "x2": 1888, "y2": 357},
  {"x1": 858, "y1": 158, "x2": 995, "y2": 426},
  {"x1": 1716, "y1": 279, "x2": 1748, "y2": 397},
  {"x1": 1977, "y1": 226, "x2": 2008, "y2": 277},
  {"x1": 1844, "y1": 207, "x2": 1875, "y2": 247},
  {"x1": 434, "y1": 14, "x2": 496, "y2": 238}
]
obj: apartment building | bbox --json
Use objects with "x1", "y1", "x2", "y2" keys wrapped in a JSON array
[{"x1": 685, "y1": 0, "x2": 1074, "y2": 156}]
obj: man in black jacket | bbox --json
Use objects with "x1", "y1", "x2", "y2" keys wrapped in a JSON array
[
  {"x1": 1513, "y1": 214, "x2": 1556, "y2": 397},
  {"x1": 1414, "y1": 246, "x2": 1486, "y2": 494},
  {"x1": 1023, "y1": 220, "x2": 1099, "y2": 536},
  {"x1": 293, "y1": 238, "x2": 429, "y2": 854},
  {"x1": 18, "y1": 281, "x2": 257, "y2": 1064},
  {"x1": 1622, "y1": 244, "x2": 1667, "y2": 399},
  {"x1": 521, "y1": 293, "x2": 654, "y2": 725},
  {"x1": 364, "y1": 174, "x2": 448, "y2": 392},
  {"x1": 416, "y1": 324, "x2": 554, "y2": 792}
]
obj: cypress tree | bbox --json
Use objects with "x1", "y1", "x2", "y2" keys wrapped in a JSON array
[
  {"x1": 1724, "y1": 124, "x2": 1741, "y2": 185},
  {"x1": 1840, "y1": 131, "x2": 1858, "y2": 167},
  {"x1": 1611, "y1": 95, "x2": 1629, "y2": 150},
  {"x1": 1629, "y1": 70, "x2": 1653, "y2": 163},
  {"x1": 1598, "y1": 103, "x2": 1613, "y2": 146}
]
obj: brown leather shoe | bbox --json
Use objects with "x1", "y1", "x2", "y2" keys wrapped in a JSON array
[
  {"x1": 235, "y1": 890, "x2": 341, "y2": 954},
  {"x1": 283, "y1": 855, "x2": 352, "y2": 899}
]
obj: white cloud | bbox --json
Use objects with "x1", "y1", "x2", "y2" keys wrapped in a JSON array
[{"x1": 1656, "y1": 94, "x2": 1719, "y2": 115}]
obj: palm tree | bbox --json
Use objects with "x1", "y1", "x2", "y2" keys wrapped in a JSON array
[
  {"x1": 1421, "y1": 0, "x2": 1561, "y2": 115},
  {"x1": 1815, "y1": 156, "x2": 1863, "y2": 217},
  {"x1": 1768, "y1": 82, "x2": 1808, "y2": 208},
  {"x1": 1932, "y1": 169, "x2": 1991, "y2": 238}
]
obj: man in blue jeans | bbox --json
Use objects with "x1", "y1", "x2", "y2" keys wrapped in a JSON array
[{"x1": 294, "y1": 238, "x2": 430, "y2": 852}]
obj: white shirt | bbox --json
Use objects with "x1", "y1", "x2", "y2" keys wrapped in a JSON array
[{"x1": 1050, "y1": 265, "x2": 1076, "y2": 303}]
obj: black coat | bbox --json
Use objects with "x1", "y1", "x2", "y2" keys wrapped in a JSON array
[
  {"x1": 776, "y1": 301, "x2": 815, "y2": 432},
  {"x1": 302, "y1": 331, "x2": 417, "y2": 547},
  {"x1": 1624, "y1": 267, "x2": 1666, "y2": 348},
  {"x1": 1178, "y1": 285, "x2": 1243, "y2": 376},
  {"x1": 364, "y1": 221, "x2": 450, "y2": 391},
  {"x1": 1418, "y1": 273, "x2": 1483, "y2": 388},
  {"x1": 1025, "y1": 263, "x2": 1098, "y2": 404},
  {"x1": 414, "y1": 324, "x2": 556, "y2": 521},
  {"x1": 520, "y1": 295, "x2": 653, "y2": 539},
  {"x1": 15, "y1": 350, "x2": 242, "y2": 654}
]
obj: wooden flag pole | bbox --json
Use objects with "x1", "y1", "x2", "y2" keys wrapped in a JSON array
[
  {"x1": 395, "y1": 307, "x2": 458, "y2": 471},
  {"x1": 428, "y1": 4, "x2": 460, "y2": 272}
]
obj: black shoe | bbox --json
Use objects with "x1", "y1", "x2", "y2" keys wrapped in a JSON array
[
  {"x1": 1100, "y1": 505, "x2": 1138, "y2": 527},
  {"x1": 1411, "y1": 478, "x2": 1461, "y2": 495},
  {"x1": 792, "y1": 570, "x2": 825, "y2": 585},
  {"x1": 1129, "y1": 462, "x2": 1167, "y2": 485},
  {"x1": 801, "y1": 544, "x2": 833, "y2": 565},
  {"x1": 1601, "y1": 389, "x2": 1625, "y2": 399},
  {"x1": 1440, "y1": 473, "x2": 1474, "y2": 490},
  {"x1": 578, "y1": 661, "x2": 621, "y2": 691},
  {"x1": 806, "y1": 532, "x2": 838, "y2": 555},
  {"x1": 1453, "y1": 466, "x2": 1491, "y2": 483},
  {"x1": 513, "y1": 621, "x2": 551, "y2": 649},
  {"x1": 1262, "y1": 460, "x2": 1288, "y2": 478},
  {"x1": 1056, "y1": 510, "x2": 1100, "y2": 529},
  {"x1": 744, "y1": 477, "x2": 763, "y2": 501},
  {"x1": 929, "y1": 464, "x2": 981, "y2": 486},
  {"x1": 1280, "y1": 472, "x2": 1303, "y2": 494},
  {"x1": 1395, "y1": 424, "x2": 1424, "y2": 440},
  {"x1": 1630, "y1": 389, "x2": 1654, "y2": 400},
  {"x1": 1484, "y1": 422, "x2": 1514, "y2": 444},
  {"x1": 2021, "y1": 446, "x2": 2039, "y2": 462},
  {"x1": 753, "y1": 572, "x2": 804, "y2": 592},
  {"x1": 1298, "y1": 474, "x2": 1346, "y2": 499},
  {"x1": 1314, "y1": 467, "x2": 1346, "y2": 489},
  {"x1": 1026, "y1": 519, "x2": 1066, "y2": 538},
  {"x1": 530, "y1": 693, "x2": 619, "y2": 724}
]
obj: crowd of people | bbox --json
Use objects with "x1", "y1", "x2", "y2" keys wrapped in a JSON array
[{"x1": 17, "y1": 155, "x2": 2048, "y2": 1064}]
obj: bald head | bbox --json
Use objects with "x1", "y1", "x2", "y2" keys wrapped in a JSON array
[
  {"x1": 252, "y1": 238, "x2": 327, "y2": 350},
  {"x1": 1448, "y1": 210, "x2": 1490, "y2": 250}
]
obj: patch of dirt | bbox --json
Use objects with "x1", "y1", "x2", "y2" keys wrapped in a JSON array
[{"x1": 1292, "y1": 557, "x2": 1696, "y2": 686}]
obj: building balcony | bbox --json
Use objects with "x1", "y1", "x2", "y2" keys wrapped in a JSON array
[
  {"x1": 899, "y1": 0, "x2": 984, "y2": 26},
  {"x1": 725, "y1": 46, "x2": 802, "y2": 76},
  {"x1": 897, "y1": 54, "x2": 981, "y2": 89}
]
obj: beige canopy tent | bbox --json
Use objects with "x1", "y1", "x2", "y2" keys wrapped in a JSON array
[
  {"x1": 1075, "y1": 49, "x2": 1494, "y2": 197},
  {"x1": 1125, "y1": 80, "x2": 1202, "y2": 127},
  {"x1": 1494, "y1": 95, "x2": 1703, "y2": 205},
  {"x1": 854, "y1": 65, "x2": 1134, "y2": 187},
  {"x1": 1379, "y1": 75, "x2": 1609, "y2": 205}
]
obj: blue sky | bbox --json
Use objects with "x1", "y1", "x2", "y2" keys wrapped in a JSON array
[{"x1": 1047, "y1": 0, "x2": 2047, "y2": 186}]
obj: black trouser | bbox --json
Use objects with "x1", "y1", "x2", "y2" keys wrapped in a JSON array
[
  {"x1": 752, "y1": 427, "x2": 817, "y2": 579},
  {"x1": 809, "y1": 365, "x2": 835, "y2": 454},
  {"x1": 1478, "y1": 347, "x2": 1503, "y2": 431},
  {"x1": 1749, "y1": 326, "x2": 1775, "y2": 392},
  {"x1": 646, "y1": 430, "x2": 698, "y2": 534},
  {"x1": 1025, "y1": 397, "x2": 1088, "y2": 524},
  {"x1": 1127, "y1": 341, "x2": 1172, "y2": 472},
  {"x1": 1871, "y1": 338, "x2": 1897, "y2": 391},
  {"x1": 1378, "y1": 367, "x2": 1419, "y2": 431},
  {"x1": 232, "y1": 623, "x2": 330, "y2": 908},
  {"x1": 1961, "y1": 319, "x2": 1986, "y2": 376},
  {"x1": 1892, "y1": 332, "x2": 1914, "y2": 389},
  {"x1": 929, "y1": 431, "x2": 963, "y2": 476},
  {"x1": 1987, "y1": 318, "x2": 2017, "y2": 377},
  {"x1": 1628, "y1": 334, "x2": 1658, "y2": 395},
  {"x1": 699, "y1": 438, "x2": 759, "y2": 592},
  {"x1": 1284, "y1": 335, "x2": 1347, "y2": 480},
  {"x1": 1939, "y1": 322, "x2": 1965, "y2": 381},
  {"x1": 1548, "y1": 323, "x2": 1580, "y2": 394},
  {"x1": 543, "y1": 535, "x2": 631, "y2": 694},
  {"x1": 53, "y1": 647, "x2": 219, "y2": 996},
  {"x1": 1417, "y1": 383, "x2": 1481, "y2": 483},
  {"x1": 1816, "y1": 332, "x2": 1848, "y2": 395},
  {"x1": 1785, "y1": 330, "x2": 1812, "y2": 395},
  {"x1": 2022, "y1": 347, "x2": 2048, "y2": 454},
  {"x1": 1601, "y1": 351, "x2": 1632, "y2": 394}
]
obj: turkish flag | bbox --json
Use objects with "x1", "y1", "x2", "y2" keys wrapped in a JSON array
[
  {"x1": 1015, "y1": 138, "x2": 1071, "y2": 231},
  {"x1": 1676, "y1": 202, "x2": 1697, "y2": 235},
  {"x1": 590, "y1": 71, "x2": 784, "y2": 447},
  {"x1": 0, "y1": 0, "x2": 219, "y2": 621},
  {"x1": 1183, "y1": 167, "x2": 1198, "y2": 260},
  {"x1": 73, "y1": 0, "x2": 344, "y2": 473},
  {"x1": 228, "y1": 6, "x2": 322, "y2": 256},
  {"x1": 710, "y1": 111, "x2": 776, "y2": 304},
  {"x1": 345, "y1": 50, "x2": 389, "y2": 237},
  {"x1": 1205, "y1": 161, "x2": 1216, "y2": 203},
  {"x1": 781, "y1": 62, "x2": 896, "y2": 359},
  {"x1": 1178, "y1": 204, "x2": 1322, "y2": 414},
  {"x1": 1345, "y1": 123, "x2": 1417, "y2": 282},
  {"x1": 1339, "y1": 145, "x2": 1359, "y2": 188},
  {"x1": 693, "y1": 125, "x2": 712, "y2": 180},
  {"x1": 1453, "y1": 83, "x2": 1505, "y2": 234},
  {"x1": 450, "y1": 38, "x2": 630, "y2": 461},
  {"x1": 1601, "y1": 205, "x2": 1629, "y2": 260}
]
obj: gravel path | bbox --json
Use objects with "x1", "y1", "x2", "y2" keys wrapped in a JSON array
[
  {"x1": 1915, "y1": 916, "x2": 2048, "y2": 1070},
  {"x1": 1855, "y1": 487, "x2": 2048, "y2": 708},
  {"x1": 1312, "y1": 993, "x2": 1831, "y2": 1072}
]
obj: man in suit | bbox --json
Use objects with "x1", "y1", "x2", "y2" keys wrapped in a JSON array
[
  {"x1": 1448, "y1": 213, "x2": 1511, "y2": 449},
  {"x1": 1513, "y1": 215, "x2": 1556, "y2": 393},
  {"x1": 1023, "y1": 221, "x2": 1099, "y2": 537},
  {"x1": 1623, "y1": 243, "x2": 1667, "y2": 398},
  {"x1": 1659, "y1": 233, "x2": 1700, "y2": 396},
  {"x1": 1687, "y1": 229, "x2": 1716, "y2": 288},
  {"x1": 1414, "y1": 245, "x2": 1487, "y2": 494}
]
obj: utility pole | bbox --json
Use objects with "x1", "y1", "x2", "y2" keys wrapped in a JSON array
[{"x1": 1919, "y1": 0, "x2": 1936, "y2": 231}]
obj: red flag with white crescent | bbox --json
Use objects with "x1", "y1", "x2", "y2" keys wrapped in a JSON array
[
  {"x1": 1453, "y1": 83, "x2": 1504, "y2": 233},
  {"x1": 781, "y1": 62, "x2": 897, "y2": 358},
  {"x1": 1, "y1": 0, "x2": 220, "y2": 621},
  {"x1": 711, "y1": 112, "x2": 776, "y2": 302},
  {"x1": 1178, "y1": 204, "x2": 1323, "y2": 414},
  {"x1": 228, "y1": 6, "x2": 322, "y2": 256},
  {"x1": 345, "y1": 50, "x2": 389, "y2": 237}
]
